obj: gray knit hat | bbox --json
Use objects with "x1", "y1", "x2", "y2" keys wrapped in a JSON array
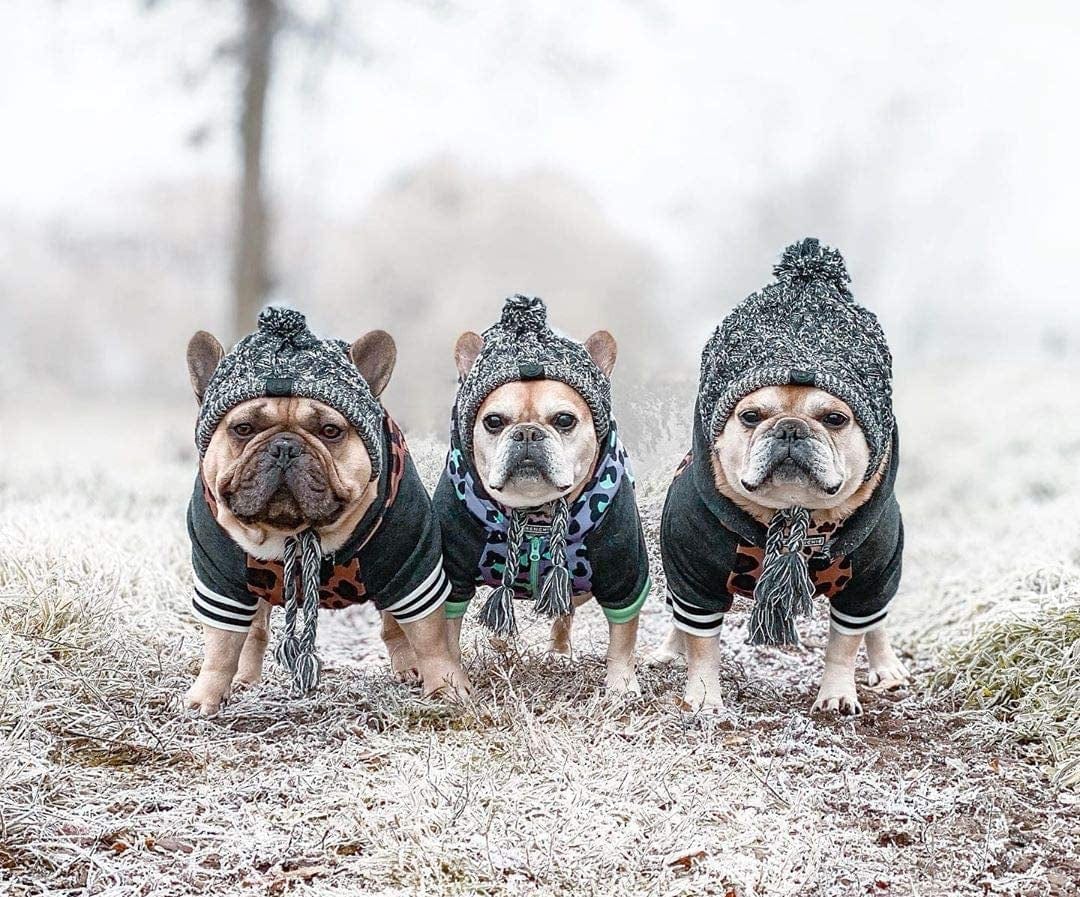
[
  {"x1": 455, "y1": 295, "x2": 611, "y2": 454},
  {"x1": 698, "y1": 238, "x2": 894, "y2": 477},
  {"x1": 195, "y1": 307, "x2": 384, "y2": 479}
]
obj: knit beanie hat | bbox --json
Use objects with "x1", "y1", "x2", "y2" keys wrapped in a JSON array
[
  {"x1": 454, "y1": 295, "x2": 611, "y2": 455},
  {"x1": 195, "y1": 307, "x2": 385, "y2": 479},
  {"x1": 697, "y1": 238, "x2": 894, "y2": 478}
]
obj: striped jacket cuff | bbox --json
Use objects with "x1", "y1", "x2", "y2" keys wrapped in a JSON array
[
  {"x1": 829, "y1": 597, "x2": 893, "y2": 635},
  {"x1": 666, "y1": 590, "x2": 725, "y2": 637},
  {"x1": 192, "y1": 574, "x2": 259, "y2": 632},
  {"x1": 382, "y1": 560, "x2": 451, "y2": 624}
]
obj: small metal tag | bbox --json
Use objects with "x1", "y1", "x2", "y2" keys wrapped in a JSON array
[{"x1": 264, "y1": 376, "x2": 295, "y2": 397}]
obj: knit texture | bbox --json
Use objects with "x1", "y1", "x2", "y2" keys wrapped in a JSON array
[
  {"x1": 195, "y1": 307, "x2": 384, "y2": 479},
  {"x1": 454, "y1": 295, "x2": 611, "y2": 457},
  {"x1": 697, "y1": 238, "x2": 894, "y2": 477}
]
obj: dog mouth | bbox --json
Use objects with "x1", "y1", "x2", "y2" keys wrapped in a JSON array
[
  {"x1": 741, "y1": 448, "x2": 841, "y2": 496},
  {"x1": 226, "y1": 457, "x2": 345, "y2": 530}
]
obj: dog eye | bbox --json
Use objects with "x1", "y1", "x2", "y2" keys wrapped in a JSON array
[
  {"x1": 552, "y1": 413, "x2": 577, "y2": 431},
  {"x1": 231, "y1": 423, "x2": 255, "y2": 438},
  {"x1": 738, "y1": 410, "x2": 763, "y2": 427},
  {"x1": 320, "y1": 424, "x2": 344, "y2": 441},
  {"x1": 822, "y1": 412, "x2": 849, "y2": 428},
  {"x1": 482, "y1": 414, "x2": 505, "y2": 433}
]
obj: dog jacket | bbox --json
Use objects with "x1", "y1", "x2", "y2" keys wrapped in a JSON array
[
  {"x1": 661, "y1": 413, "x2": 903, "y2": 639},
  {"x1": 189, "y1": 415, "x2": 450, "y2": 634},
  {"x1": 433, "y1": 421, "x2": 650, "y2": 627}
]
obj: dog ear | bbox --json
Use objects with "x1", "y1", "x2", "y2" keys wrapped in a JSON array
[
  {"x1": 454, "y1": 332, "x2": 484, "y2": 379},
  {"x1": 350, "y1": 330, "x2": 397, "y2": 397},
  {"x1": 187, "y1": 331, "x2": 225, "y2": 404},
  {"x1": 584, "y1": 330, "x2": 617, "y2": 376}
]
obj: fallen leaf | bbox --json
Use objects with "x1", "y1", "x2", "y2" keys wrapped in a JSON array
[{"x1": 666, "y1": 850, "x2": 706, "y2": 871}]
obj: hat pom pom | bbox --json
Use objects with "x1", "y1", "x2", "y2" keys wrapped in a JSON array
[
  {"x1": 258, "y1": 306, "x2": 308, "y2": 337},
  {"x1": 773, "y1": 238, "x2": 851, "y2": 296},
  {"x1": 499, "y1": 295, "x2": 548, "y2": 334}
]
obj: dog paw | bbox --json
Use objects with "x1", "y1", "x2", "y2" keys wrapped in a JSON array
[
  {"x1": 867, "y1": 659, "x2": 910, "y2": 692},
  {"x1": 680, "y1": 679, "x2": 725, "y2": 713},
  {"x1": 605, "y1": 666, "x2": 641, "y2": 697},
  {"x1": 419, "y1": 662, "x2": 472, "y2": 701},
  {"x1": 546, "y1": 639, "x2": 573, "y2": 659},
  {"x1": 185, "y1": 672, "x2": 233, "y2": 717},
  {"x1": 385, "y1": 639, "x2": 421, "y2": 685},
  {"x1": 812, "y1": 684, "x2": 863, "y2": 717},
  {"x1": 645, "y1": 645, "x2": 686, "y2": 668}
]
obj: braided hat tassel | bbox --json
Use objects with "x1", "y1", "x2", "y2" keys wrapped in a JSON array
[
  {"x1": 535, "y1": 499, "x2": 572, "y2": 619},
  {"x1": 746, "y1": 507, "x2": 816, "y2": 646},
  {"x1": 479, "y1": 510, "x2": 525, "y2": 636},
  {"x1": 274, "y1": 528, "x2": 325, "y2": 694}
]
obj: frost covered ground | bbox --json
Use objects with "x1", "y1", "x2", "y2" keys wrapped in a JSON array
[{"x1": 1, "y1": 363, "x2": 1078, "y2": 896}]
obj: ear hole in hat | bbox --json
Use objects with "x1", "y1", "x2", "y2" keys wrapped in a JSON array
[
  {"x1": 454, "y1": 331, "x2": 485, "y2": 379},
  {"x1": 584, "y1": 330, "x2": 617, "y2": 376},
  {"x1": 186, "y1": 331, "x2": 225, "y2": 404},
  {"x1": 350, "y1": 330, "x2": 397, "y2": 397}
]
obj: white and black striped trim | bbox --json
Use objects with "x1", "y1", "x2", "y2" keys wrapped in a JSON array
[
  {"x1": 667, "y1": 590, "x2": 725, "y2": 637},
  {"x1": 384, "y1": 561, "x2": 450, "y2": 623},
  {"x1": 192, "y1": 574, "x2": 259, "y2": 632},
  {"x1": 829, "y1": 597, "x2": 894, "y2": 635}
]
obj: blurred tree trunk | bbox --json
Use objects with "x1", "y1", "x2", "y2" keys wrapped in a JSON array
[{"x1": 232, "y1": 0, "x2": 277, "y2": 339}]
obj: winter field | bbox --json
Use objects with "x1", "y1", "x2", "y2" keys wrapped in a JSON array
[{"x1": 1, "y1": 362, "x2": 1078, "y2": 896}]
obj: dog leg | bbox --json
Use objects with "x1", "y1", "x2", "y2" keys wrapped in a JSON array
[
  {"x1": 547, "y1": 593, "x2": 593, "y2": 658},
  {"x1": 233, "y1": 600, "x2": 271, "y2": 688},
  {"x1": 399, "y1": 610, "x2": 472, "y2": 699},
  {"x1": 646, "y1": 625, "x2": 687, "y2": 666},
  {"x1": 682, "y1": 633, "x2": 724, "y2": 710},
  {"x1": 813, "y1": 630, "x2": 863, "y2": 716},
  {"x1": 605, "y1": 613, "x2": 641, "y2": 696},
  {"x1": 185, "y1": 626, "x2": 247, "y2": 716},
  {"x1": 380, "y1": 611, "x2": 421, "y2": 684},
  {"x1": 865, "y1": 627, "x2": 910, "y2": 691},
  {"x1": 446, "y1": 615, "x2": 464, "y2": 666}
]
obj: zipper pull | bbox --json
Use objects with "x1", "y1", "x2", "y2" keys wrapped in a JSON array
[{"x1": 529, "y1": 537, "x2": 542, "y2": 563}]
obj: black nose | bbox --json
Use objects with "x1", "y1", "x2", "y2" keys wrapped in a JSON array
[
  {"x1": 511, "y1": 425, "x2": 548, "y2": 444},
  {"x1": 268, "y1": 434, "x2": 304, "y2": 467},
  {"x1": 771, "y1": 418, "x2": 810, "y2": 441}
]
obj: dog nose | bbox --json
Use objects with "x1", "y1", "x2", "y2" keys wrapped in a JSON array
[
  {"x1": 771, "y1": 418, "x2": 810, "y2": 441},
  {"x1": 511, "y1": 425, "x2": 548, "y2": 444},
  {"x1": 268, "y1": 434, "x2": 304, "y2": 466}
]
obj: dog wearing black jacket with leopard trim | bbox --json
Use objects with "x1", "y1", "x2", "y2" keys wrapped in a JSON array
[
  {"x1": 183, "y1": 308, "x2": 469, "y2": 714},
  {"x1": 433, "y1": 296, "x2": 651, "y2": 694},
  {"x1": 656, "y1": 239, "x2": 909, "y2": 715}
]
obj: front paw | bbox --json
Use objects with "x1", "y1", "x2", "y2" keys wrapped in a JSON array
[
  {"x1": 680, "y1": 676, "x2": 725, "y2": 712},
  {"x1": 605, "y1": 664, "x2": 641, "y2": 697},
  {"x1": 812, "y1": 679, "x2": 862, "y2": 716},
  {"x1": 384, "y1": 637, "x2": 421, "y2": 685},
  {"x1": 185, "y1": 672, "x2": 233, "y2": 717},
  {"x1": 419, "y1": 660, "x2": 472, "y2": 701},
  {"x1": 867, "y1": 658, "x2": 910, "y2": 691}
]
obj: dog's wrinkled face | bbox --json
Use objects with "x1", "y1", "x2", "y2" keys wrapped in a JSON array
[
  {"x1": 454, "y1": 329, "x2": 616, "y2": 509},
  {"x1": 187, "y1": 328, "x2": 396, "y2": 557},
  {"x1": 713, "y1": 385, "x2": 871, "y2": 511}
]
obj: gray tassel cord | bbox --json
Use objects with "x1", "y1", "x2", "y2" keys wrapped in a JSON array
[
  {"x1": 535, "y1": 499, "x2": 572, "y2": 618},
  {"x1": 479, "y1": 498, "x2": 573, "y2": 636},
  {"x1": 273, "y1": 527, "x2": 324, "y2": 693},
  {"x1": 746, "y1": 506, "x2": 815, "y2": 646}
]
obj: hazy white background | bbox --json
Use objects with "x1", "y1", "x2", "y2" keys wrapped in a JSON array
[{"x1": 2, "y1": 0, "x2": 1077, "y2": 431}]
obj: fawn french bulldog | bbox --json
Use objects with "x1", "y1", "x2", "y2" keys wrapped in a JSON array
[
  {"x1": 184, "y1": 307, "x2": 469, "y2": 715},
  {"x1": 432, "y1": 296, "x2": 651, "y2": 694},
  {"x1": 658, "y1": 239, "x2": 908, "y2": 715}
]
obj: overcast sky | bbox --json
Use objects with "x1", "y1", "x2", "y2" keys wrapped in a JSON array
[{"x1": 3, "y1": 0, "x2": 1079, "y2": 358}]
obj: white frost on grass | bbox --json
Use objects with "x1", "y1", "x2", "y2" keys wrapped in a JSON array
[{"x1": 1, "y1": 363, "x2": 1077, "y2": 896}]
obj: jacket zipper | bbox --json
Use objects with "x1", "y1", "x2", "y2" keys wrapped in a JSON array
[{"x1": 528, "y1": 536, "x2": 542, "y2": 599}]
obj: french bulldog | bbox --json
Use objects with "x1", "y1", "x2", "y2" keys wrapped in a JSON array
[
  {"x1": 434, "y1": 295, "x2": 651, "y2": 695},
  {"x1": 183, "y1": 308, "x2": 469, "y2": 715},
  {"x1": 658, "y1": 385, "x2": 908, "y2": 714},
  {"x1": 657, "y1": 238, "x2": 905, "y2": 716}
]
